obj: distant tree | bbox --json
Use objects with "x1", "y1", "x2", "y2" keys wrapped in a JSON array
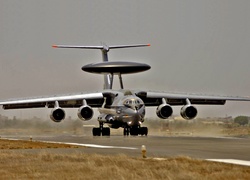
[{"x1": 234, "y1": 116, "x2": 249, "y2": 126}]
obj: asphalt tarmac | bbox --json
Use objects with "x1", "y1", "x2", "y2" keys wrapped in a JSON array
[{"x1": 4, "y1": 134, "x2": 250, "y2": 161}]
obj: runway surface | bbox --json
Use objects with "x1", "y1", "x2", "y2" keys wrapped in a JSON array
[{"x1": 3, "y1": 134, "x2": 250, "y2": 161}]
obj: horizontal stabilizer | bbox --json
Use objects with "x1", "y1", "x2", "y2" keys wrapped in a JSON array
[
  {"x1": 52, "y1": 45, "x2": 104, "y2": 49},
  {"x1": 109, "y1": 44, "x2": 150, "y2": 49}
]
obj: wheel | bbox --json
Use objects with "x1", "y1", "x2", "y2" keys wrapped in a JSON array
[
  {"x1": 102, "y1": 127, "x2": 110, "y2": 136},
  {"x1": 130, "y1": 127, "x2": 139, "y2": 136},
  {"x1": 140, "y1": 127, "x2": 148, "y2": 136},
  {"x1": 92, "y1": 127, "x2": 101, "y2": 136}
]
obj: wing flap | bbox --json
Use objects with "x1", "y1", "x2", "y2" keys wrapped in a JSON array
[{"x1": 3, "y1": 102, "x2": 47, "y2": 109}]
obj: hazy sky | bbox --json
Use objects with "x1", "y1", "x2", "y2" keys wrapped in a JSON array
[{"x1": 1, "y1": 0, "x2": 250, "y2": 119}]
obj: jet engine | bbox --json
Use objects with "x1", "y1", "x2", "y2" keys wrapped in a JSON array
[
  {"x1": 50, "y1": 107, "x2": 65, "y2": 122},
  {"x1": 180, "y1": 105, "x2": 197, "y2": 120},
  {"x1": 77, "y1": 105, "x2": 94, "y2": 121},
  {"x1": 156, "y1": 104, "x2": 173, "y2": 119}
]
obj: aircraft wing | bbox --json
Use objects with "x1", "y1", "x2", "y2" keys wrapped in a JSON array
[
  {"x1": 135, "y1": 91, "x2": 250, "y2": 106},
  {"x1": 0, "y1": 92, "x2": 104, "y2": 110}
]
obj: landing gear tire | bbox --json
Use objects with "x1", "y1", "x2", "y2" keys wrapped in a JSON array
[
  {"x1": 92, "y1": 127, "x2": 110, "y2": 136},
  {"x1": 102, "y1": 127, "x2": 110, "y2": 136},
  {"x1": 92, "y1": 127, "x2": 101, "y2": 136},
  {"x1": 123, "y1": 127, "x2": 148, "y2": 136},
  {"x1": 140, "y1": 127, "x2": 148, "y2": 136},
  {"x1": 130, "y1": 127, "x2": 139, "y2": 136}
]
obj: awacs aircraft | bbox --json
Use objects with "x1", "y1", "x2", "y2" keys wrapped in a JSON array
[{"x1": 1, "y1": 44, "x2": 250, "y2": 136}]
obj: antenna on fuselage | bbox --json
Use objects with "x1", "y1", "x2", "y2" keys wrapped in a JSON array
[{"x1": 52, "y1": 43, "x2": 150, "y2": 89}]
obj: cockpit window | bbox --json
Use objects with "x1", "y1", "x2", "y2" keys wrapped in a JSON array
[
  {"x1": 123, "y1": 98, "x2": 144, "y2": 110},
  {"x1": 124, "y1": 99, "x2": 141, "y2": 105}
]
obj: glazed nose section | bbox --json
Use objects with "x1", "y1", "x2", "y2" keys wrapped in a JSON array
[{"x1": 130, "y1": 104, "x2": 142, "y2": 111}]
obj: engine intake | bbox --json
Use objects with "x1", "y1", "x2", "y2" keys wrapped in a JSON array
[
  {"x1": 180, "y1": 105, "x2": 197, "y2": 120},
  {"x1": 156, "y1": 104, "x2": 173, "y2": 119},
  {"x1": 78, "y1": 105, "x2": 94, "y2": 121},
  {"x1": 50, "y1": 108, "x2": 65, "y2": 122}
]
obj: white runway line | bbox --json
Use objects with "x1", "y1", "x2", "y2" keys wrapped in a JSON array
[
  {"x1": 40, "y1": 140, "x2": 138, "y2": 150},
  {"x1": 206, "y1": 159, "x2": 250, "y2": 167},
  {"x1": 62, "y1": 142, "x2": 138, "y2": 150},
  {"x1": 0, "y1": 138, "x2": 138, "y2": 150},
  {"x1": 154, "y1": 158, "x2": 250, "y2": 167}
]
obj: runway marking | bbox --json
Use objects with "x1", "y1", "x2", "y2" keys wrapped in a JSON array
[
  {"x1": 60, "y1": 142, "x2": 138, "y2": 150},
  {"x1": 206, "y1": 159, "x2": 250, "y2": 167},
  {"x1": 153, "y1": 158, "x2": 250, "y2": 167},
  {"x1": 187, "y1": 136, "x2": 244, "y2": 140},
  {"x1": 38, "y1": 140, "x2": 138, "y2": 150},
  {"x1": 0, "y1": 138, "x2": 138, "y2": 150}
]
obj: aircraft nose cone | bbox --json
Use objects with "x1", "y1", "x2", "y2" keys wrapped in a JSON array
[
  {"x1": 134, "y1": 110, "x2": 141, "y2": 120},
  {"x1": 127, "y1": 110, "x2": 141, "y2": 126}
]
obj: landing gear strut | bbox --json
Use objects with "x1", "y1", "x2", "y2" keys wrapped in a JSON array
[
  {"x1": 92, "y1": 122, "x2": 110, "y2": 136},
  {"x1": 123, "y1": 127, "x2": 130, "y2": 136}
]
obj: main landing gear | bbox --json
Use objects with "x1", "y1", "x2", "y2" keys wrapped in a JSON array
[
  {"x1": 92, "y1": 122, "x2": 110, "y2": 136},
  {"x1": 123, "y1": 126, "x2": 148, "y2": 136},
  {"x1": 92, "y1": 123, "x2": 148, "y2": 136}
]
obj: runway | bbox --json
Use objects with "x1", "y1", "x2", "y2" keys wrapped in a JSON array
[{"x1": 3, "y1": 134, "x2": 250, "y2": 161}]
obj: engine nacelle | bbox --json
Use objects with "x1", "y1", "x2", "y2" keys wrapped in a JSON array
[
  {"x1": 77, "y1": 105, "x2": 94, "y2": 121},
  {"x1": 180, "y1": 105, "x2": 197, "y2": 120},
  {"x1": 156, "y1": 104, "x2": 173, "y2": 119},
  {"x1": 50, "y1": 107, "x2": 65, "y2": 122}
]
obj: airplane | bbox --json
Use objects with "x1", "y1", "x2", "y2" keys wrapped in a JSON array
[{"x1": 1, "y1": 43, "x2": 250, "y2": 136}]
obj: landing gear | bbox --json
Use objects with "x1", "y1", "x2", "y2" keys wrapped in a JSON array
[
  {"x1": 140, "y1": 127, "x2": 148, "y2": 136},
  {"x1": 92, "y1": 122, "x2": 110, "y2": 136},
  {"x1": 92, "y1": 127, "x2": 101, "y2": 136},
  {"x1": 123, "y1": 126, "x2": 148, "y2": 136},
  {"x1": 102, "y1": 127, "x2": 110, "y2": 136},
  {"x1": 123, "y1": 127, "x2": 130, "y2": 136},
  {"x1": 130, "y1": 127, "x2": 139, "y2": 136}
]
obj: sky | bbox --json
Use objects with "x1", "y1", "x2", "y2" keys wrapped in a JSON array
[{"x1": 0, "y1": 0, "x2": 250, "y2": 119}]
